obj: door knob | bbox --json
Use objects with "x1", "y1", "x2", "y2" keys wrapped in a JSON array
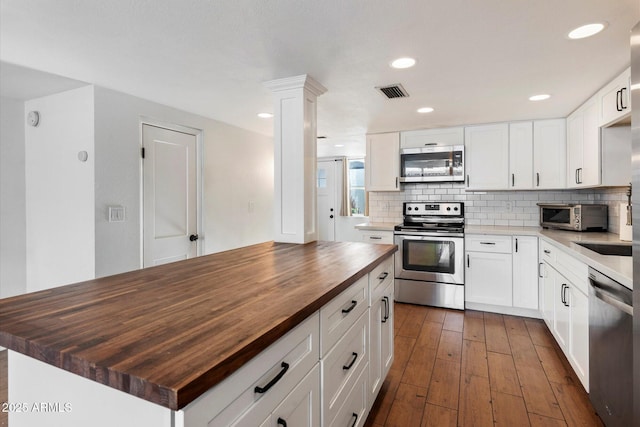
[
  {"x1": 329, "y1": 215, "x2": 334, "y2": 219},
  {"x1": 189, "y1": 234, "x2": 199, "y2": 242},
  {"x1": 330, "y1": 208, "x2": 334, "y2": 212}
]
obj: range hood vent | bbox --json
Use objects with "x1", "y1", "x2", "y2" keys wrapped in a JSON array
[{"x1": 376, "y1": 83, "x2": 409, "y2": 99}]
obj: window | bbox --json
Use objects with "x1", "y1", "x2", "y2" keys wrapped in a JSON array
[
  {"x1": 348, "y1": 159, "x2": 365, "y2": 216},
  {"x1": 317, "y1": 168, "x2": 327, "y2": 188}
]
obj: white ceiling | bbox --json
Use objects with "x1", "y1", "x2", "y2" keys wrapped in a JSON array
[{"x1": 1, "y1": 0, "x2": 638, "y2": 154}]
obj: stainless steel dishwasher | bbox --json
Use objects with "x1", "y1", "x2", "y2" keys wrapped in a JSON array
[{"x1": 588, "y1": 267, "x2": 633, "y2": 427}]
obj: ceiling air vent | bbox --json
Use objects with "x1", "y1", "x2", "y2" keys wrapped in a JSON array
[{"x1": 376, "y1": 83, "x2": 409, "y2": 99}]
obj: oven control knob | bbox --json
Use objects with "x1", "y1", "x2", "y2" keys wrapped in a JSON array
[
  {"x1": 454, "y1": 207, "x2": 459, "y2": 211},
  {"x1": 446, "y1": 207, "x2": 451, "y2": 211}
]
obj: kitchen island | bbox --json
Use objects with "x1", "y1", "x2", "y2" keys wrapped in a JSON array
[{"x1": 0, "y1": 240, "x2": 397, "y2": 426}]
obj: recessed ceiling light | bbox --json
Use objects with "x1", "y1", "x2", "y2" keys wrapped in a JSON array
[
  {"x1": 417, "y1": 107, "x2": 434, "y2": 113},
  {"x1": 391, "y1": 57, "x2": 416, "y2": 69},
  {"x1": 334, "y1": 144, "x2": 345, "y2": 147},
  {"x1": 257, "y1": 112, "x2": 273, "y2": 118},
  {"x1": 568, "y1": 23, "x2": 607, "y2": 39},
  {"x1": 529, "y1": 94, "x2": 551, "y2": 101}
]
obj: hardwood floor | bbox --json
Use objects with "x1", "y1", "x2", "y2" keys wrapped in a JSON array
[
  {"x1": 0, "y1": 305, "x2": 603, "y2": 427},
  {"x1": 365, "y1": 303, "x2": 604, "y2": 427}
]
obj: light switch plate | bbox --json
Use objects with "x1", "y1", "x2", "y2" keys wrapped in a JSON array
[{"x1": 108, "y1": 206, "x2": 125, "y2": 222}]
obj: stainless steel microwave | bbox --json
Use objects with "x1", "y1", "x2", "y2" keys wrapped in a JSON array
[
  {"x1": 538, "y1": 203, "x2": 608, "y2": 231},
  {"x1": 399, "y1": 145, "x2": 464, "y2": 183}
]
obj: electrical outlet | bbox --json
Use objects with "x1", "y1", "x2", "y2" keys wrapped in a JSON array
[{"x1": 505, "y1": 201, "x2": 513, "y2": 213}]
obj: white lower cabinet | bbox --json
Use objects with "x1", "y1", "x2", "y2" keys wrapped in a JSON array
[
  {"x1": 368, "y1": 280, "x2": 394, "y2": 406},
  {"x1": 180, "y1": 254, "x2": 395, "y2": 426},
  {"x1": 538, "y1": 240, "x2": 589, "y2": 391},
  {"x1": 465, "y1": 234, "x2": 538, "y2": 313}
]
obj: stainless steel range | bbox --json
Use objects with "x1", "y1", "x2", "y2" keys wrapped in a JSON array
[{"x1": 394, "y1": 202, "x2": 464, "y2": 310}]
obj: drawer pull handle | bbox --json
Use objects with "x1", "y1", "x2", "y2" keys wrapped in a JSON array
[
  {"x1": 277, "y1": 418, "x2": 287, "y2": 427},
  {"x1": 370, "y1": 236, "x2": 382, "y2": 240},
  {"x1": 342, "y1": 300, "x2": 357, "y2": 314},
  {"x1": 343, "y1": 352, "x2": 358, "y2": 370},
  {"x1": 349, "y1": 413, "x2": 358, "y2": 427},
  {"x1": 378, "y1": 272, "x2": 389, "y2": 280},
  {"x1": 254, "y1": 362, "x2": 289, "y2": 394},
  {"x1": 480, "y1": 242, "x2": 496, "y2": 245}
]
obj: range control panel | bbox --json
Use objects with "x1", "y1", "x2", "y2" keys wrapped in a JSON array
[{"x1": 403, "y1": 202, "x2": 464, "y2": 216}]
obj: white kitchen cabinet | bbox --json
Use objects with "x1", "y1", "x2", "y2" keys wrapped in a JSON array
[
  {"x1": 533, "y1": 119, "x2": 566, "y2": 189},
  {"x1": 599, "y1": 67, "x2": 631, "y2": 127},
  {"x1": 365, "y1": 133, "x2": 400, "y2": 191},
  {"x1": 400, "y1": 127, "x2": 464, "y2": 148},
  {"x1": 567, "y1": 95, "x2": 600, "y2": 188},
  {"x1": 368, "y1": 280, "x2": 393, "y2": 408},
  {"x1": 512, "y1": 236, "x2": 538, "y2": 310},
  {"x1": 466, "y1": 234, "x2": 539, "y2": 314},
  {"x1": 465, "y1": 123, "x2": 509, "y2": 190},
  {"x1": 537, "y1": 239, "x2": 589, "y2": 391},
  {"x1": 465, "y1": 235, "x2": 513, "y2": 307},
  {"x1": 508, "y1": 121, "x2": 533, "y2": 189},
  {"x1": 508, "y1": 119, "x2": 565, "y2": 190},
  {"x1": 360, "y1": 230, "x2": 394, "y2": 244}
]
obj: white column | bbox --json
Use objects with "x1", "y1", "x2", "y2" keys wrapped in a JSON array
[{"x1": 265, "y1": 75, "x2": 327, "y2": 244}]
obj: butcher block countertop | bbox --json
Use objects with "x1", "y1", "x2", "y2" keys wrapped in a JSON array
[{"x1": 0, "y1": 241, "x2": 397, "y2": 411}]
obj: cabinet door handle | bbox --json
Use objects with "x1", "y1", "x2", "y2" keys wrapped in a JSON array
[
  {"x1": 343, "y1": 352, "x2": 358, "y2": 370},
  {"x1": 512, "y1": 173, "x2": 515, "y2": 187},
  {"x1": 480, "y1": 242, "x2": 496, "y2": 245},
  {"x1": 254, "y1": 362, "x2": 289, "y2": 394},
  {"x1": 384, "y1": 296, "x2": 390, "y2": 321},
  {"x1": 621, "y1": 87, "x2": 628, "y2": 110},
  {"x1": 560, "y1": 284, "x2": 565, "y2": 305},
  {"x1": 466, "y1": 174, "x2": 470, "y2": 187},
  {"x1": 342, "y1": 300, "x2": 357, "y2": 314},
  {"x1": 381, "y1": 297, "x2": 388, "y2": 323},
  {"x1": 395, "y1": 177, "x2": 398, "y2": 188},
  {"x1": 277, "y1": 418, "x2": 287, "y2": 427},
  {"x1": 564, "y1": 285, "x2": 570, "y2": 307},
  {"x1": 538, "y1": 262, "x2": 544, "y2": 278},
  {"x1": 467, "y1": 254, "x2": 470, "y2": 268},
  {"x1": 536, "y1": 172, "x2": 540, "y2": 187},
  {"x1": 575, "y1": 168, "x2": 579, "y2": 184},
  {"x1": 349, "y1": 413, "x2": 359, "y2": 427},
  {"x1": 617, "y1": 89, "x2": 623, "y2": 112},
  {"x1": 515, "y1": 238, "x2": 518, "y2": 253},
  {"x1": 378, "y1": 272, "x2": 389, "y2": 280}
]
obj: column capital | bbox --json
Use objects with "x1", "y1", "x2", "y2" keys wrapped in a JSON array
[{"x1": 264, "y1": 74, "x2": 327, "y2": 97}]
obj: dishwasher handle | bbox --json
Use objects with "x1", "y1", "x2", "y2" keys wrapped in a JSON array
[{"x1": 593, "y1": 287, "x2": 633, "y2": 316}]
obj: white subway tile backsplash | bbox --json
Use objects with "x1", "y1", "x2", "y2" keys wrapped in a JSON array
[{"x1": 368, "y1": 185, "x2": 628, "y2": 233}]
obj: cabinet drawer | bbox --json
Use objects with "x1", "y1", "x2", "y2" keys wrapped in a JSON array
[
  {"x1": 320, "y1": 275, "x2": 368, "y2": 356},
  {"x1": 369, "y1": 255, "x2": 394, "y2": 301},
  {"x1": 322, "y1": 310, "x2": 368, "y2": 425},
  {"x1": 555, "y1": 249, "x2": 589, "y2": 295},
  {"x1": 182, "y1": 312, "x2": 320, "y2": 427},
  {"x1": 540, "y1": 239, "x2": 557, "y2": 263},
  {"x1": 361, "y1": 231, "x2": 394, "y2": 244},
  {"x1": 465, "y1": 234, "x2": 512, "y2": 253},
  {"x1": 400, "y1": 127, "x2": 464, "y2": 148},
  {"x1": 327, "y1": 362, "x2": 368, "y2": 427}
]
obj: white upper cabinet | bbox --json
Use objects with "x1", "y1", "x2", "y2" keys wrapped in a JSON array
[
  {"x1": 567, "y1": 95, "x2": 600, "y2": 188},
  {"x1": 533, "y1": 119, "x2": 566, "y2": 189},
  {"x1": 599, "y1": 67, "x2": 631, "y2": 127},
  {"x1": 465, "y1": 123, "x2": 509, "y2": 190},
  {"x1": 365, "y1": 132, "x2": 400, "y2": 192},
  {"x1": 509, "y1": 122, "x2": 533, "y2": 189},
  {"x1": 400, "y1": 127, "x2": 464, "y2": 148}
]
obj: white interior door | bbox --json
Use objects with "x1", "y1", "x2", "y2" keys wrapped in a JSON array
[
  {"x1": 317, "y1": 160, "x2": 337, "y2": 241},
  {"x1": 143, "y1": 124, "x2": 198, "y2": 267}
]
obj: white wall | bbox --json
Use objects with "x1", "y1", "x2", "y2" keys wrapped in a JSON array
[
  {"x1": 94, "y1": 87, "x2": 273, "y2": 277},
  {"x1": 0, "y1": 97, "x2": 27, "y2": 297},
  {"x1": 24, "y1": 86, "x2": 95, "y2": 292}
]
